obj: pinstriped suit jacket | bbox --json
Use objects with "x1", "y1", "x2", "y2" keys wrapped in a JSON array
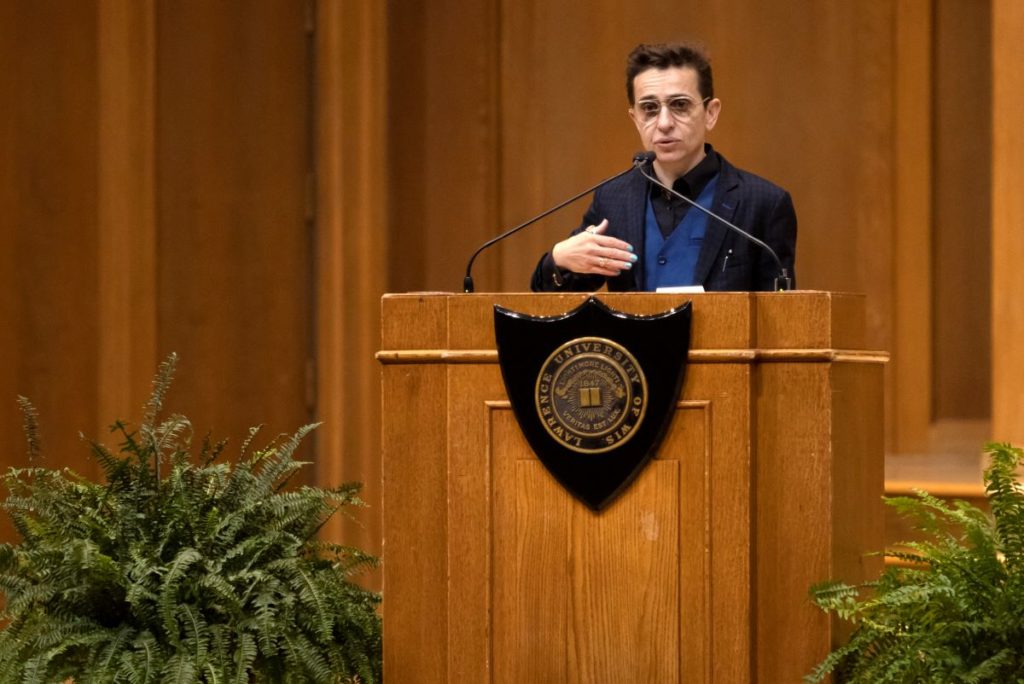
[{"x1": 530, "y1": 151, "x2": 797, "y2": 292}]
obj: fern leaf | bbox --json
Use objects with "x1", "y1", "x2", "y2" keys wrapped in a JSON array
[
  {"x1": 16, "y1": 396, "x2": 42, "y2": 462},
  {"x1": 141, "y1": 353, "x2": 177, "y2": 432},
  {"x1": 161, "y1": 653, "x2": 197, "y2": 684},
  {"x1": 158, "y1": 548, "x2": 202, "y2": 642},
  {"x1": 231, "y1": 631, "x2": 257, "y2": 684}
]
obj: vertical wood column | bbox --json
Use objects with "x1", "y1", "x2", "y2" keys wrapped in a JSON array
[
  {"x1": 0, "y1": 1, "x2": 101, "y2": 483},
  {"x1": 992, "y1": 0, "x2": 1024, "y2": 444},
  {"x1": 314, "y1": 0, "x2": 389, "y2": 556},
  {"x1": 155, "y1": 1, "x2": 312, "y2": 442},
  {"x1": 891, "y1": 0, "x2": 932, "y2": 452},
  {"x1": 97, "y1": 0, "x2": 157, "y2": 432}
]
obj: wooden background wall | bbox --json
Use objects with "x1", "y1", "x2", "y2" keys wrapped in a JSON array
[{"x1": 2, "y1": 0, "x2": 1022, "y2": 568}]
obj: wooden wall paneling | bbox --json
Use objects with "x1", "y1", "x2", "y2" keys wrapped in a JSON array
[
  {"x1": 932, "y1": 0, "x2": 991, "y2": 421},
  {"x1": 0, "y1": 1, "x2": 101, "y2": 505},
  {"x1": 156, "y1": 1, "x2": 312, "y2": 443},
  {"x1": 313, "y1": 0, "x2": 388, "y2": 562},
  {"x1": 892, "y1": 0, "x2": 933, "y2": 452},
  {"x1": 386, "y1": 0, "x2": 500, "y2": 293},
  {"x1": 0, "y1": 1, "x2": 24, "y2": 487},
  {"x1": 97, "y1": 0, "x2": 157, "y2": 433},
  {"x1": 992, "y1": 0, "x2": 1024, "y2": 445}
]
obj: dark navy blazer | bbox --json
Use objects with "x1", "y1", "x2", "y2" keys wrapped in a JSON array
[{"x1": 530, "y1": 152, "x2": 797, "y2": 292}]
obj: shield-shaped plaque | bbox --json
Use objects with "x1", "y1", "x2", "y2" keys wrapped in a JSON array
[{"x1": 494, "y1": 297, "x2": 691, "y2": 510}]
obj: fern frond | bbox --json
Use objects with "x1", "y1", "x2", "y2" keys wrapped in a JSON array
[
  {"x1": 239, "y1": 425, "x2": 264, "y2": 461},
  {"x1": 159, "y1": 548, "x2": 202, "y2": 642},
  {"x1": 16, "y1": 396, "x2": 41, "y2": 462},
  {"x1": 141, "y1": 353, "x2": 178, "y2": 431},
  {"x1": 161, "y1": 653, "x2": 198, "y2": 684},
  {"x1": 986, "y1": 443, "x2": 1024, "y2": 569},
  {"x1": 231, "y1": 631, "x2": 258, "y2": 684}
]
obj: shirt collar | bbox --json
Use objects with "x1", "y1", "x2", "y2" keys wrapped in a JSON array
[{"x1": 671, "y1": 144, "x2": 720, "y2": 198}]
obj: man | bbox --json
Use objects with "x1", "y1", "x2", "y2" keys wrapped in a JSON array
[{"x1": 530, "y1": 42, "x2": 797, "y2": 292}]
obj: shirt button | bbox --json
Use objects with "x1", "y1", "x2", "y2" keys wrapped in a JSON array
[{"x1": 657, "y1": 257, "x2": 668, "y2": 265}]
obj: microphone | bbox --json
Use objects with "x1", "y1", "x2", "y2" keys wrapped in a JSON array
[
  {"x1": 632, "y1": 152, "x2": 793, "y2": 291},
  {"x1": 462, "y1": 152, "x2": 652, "y2": 293}
]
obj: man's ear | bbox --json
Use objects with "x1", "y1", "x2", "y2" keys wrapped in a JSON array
[{"x1": 705, "y1": 98, "x2": 722, "y2": 132}]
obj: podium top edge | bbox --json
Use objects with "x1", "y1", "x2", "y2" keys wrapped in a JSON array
[{"x1": 381, "y1": 290, "x2": 866, "y2": 299}]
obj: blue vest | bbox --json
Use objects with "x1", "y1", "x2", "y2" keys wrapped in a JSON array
[{"x1": 642, "y1": 175, "x2": 719, "y2": 290}]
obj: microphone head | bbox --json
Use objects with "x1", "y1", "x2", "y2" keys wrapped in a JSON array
[{"x1": 633, "y1": 151, "x2": 656, "y2": 167}]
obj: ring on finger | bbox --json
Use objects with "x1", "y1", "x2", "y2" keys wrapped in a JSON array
[{"x1": 600, "y1": 257, "x2": 607, "y2": 268}]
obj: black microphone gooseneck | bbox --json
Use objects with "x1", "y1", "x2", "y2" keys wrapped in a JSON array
[
  {"x1": 632, "y1": 152, "x2": 792, "y2": 291},
  {"x1": 462, "y1": 153, "x2": 651, "y2": 293}
]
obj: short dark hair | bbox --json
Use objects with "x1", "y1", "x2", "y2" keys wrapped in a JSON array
[{"x1": 625, "y1": 42, "x2": 714, "y2": 105}]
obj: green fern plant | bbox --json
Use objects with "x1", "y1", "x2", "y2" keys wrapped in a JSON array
[
  {"x1": 807, "y1": 442, "x2": 1024, "y2": 683},
  {"x1": 0, "y1": 354, "x2": 381, "y2": 683}
]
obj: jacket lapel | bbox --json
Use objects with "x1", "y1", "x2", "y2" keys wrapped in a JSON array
[
  {"x1": 693, "y1": 156, "x2": 740, "y2": 287},
  {"x1": 620, "y1": 169, "x2": 649, "y2": 291}
]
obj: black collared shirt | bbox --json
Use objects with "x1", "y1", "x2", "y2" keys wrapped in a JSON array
[{"x1": 650, "y1": 146, "x2": 721, "y2": 239}]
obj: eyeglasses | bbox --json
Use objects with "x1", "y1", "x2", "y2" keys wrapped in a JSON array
[{"x1": 634, "y1": 96, "x2": 711, "y2": 124}]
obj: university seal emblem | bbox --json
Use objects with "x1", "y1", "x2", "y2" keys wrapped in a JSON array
[
  {"x1": 535, "y1": 337, "x2": 647, "y2": 454},
  {"x1": 495, "y1": 297, "x2": 691, "y2": 510}
]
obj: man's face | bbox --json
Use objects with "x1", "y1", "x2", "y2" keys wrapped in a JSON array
[{"x1": 628, "y1": 66, "x2": 720, "y2": 180}]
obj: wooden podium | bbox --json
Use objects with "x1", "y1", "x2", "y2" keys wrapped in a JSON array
[{"x1": 378, "y1": 292, "x2": 886, "y2": 683}]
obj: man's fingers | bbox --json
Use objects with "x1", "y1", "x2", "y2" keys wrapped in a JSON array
[
  {"x1": 552, "y1": 218, "x2": 635, "y2": 275},
  {"x1": 593, "y1": 253, "x2": 635, "y2": 274},
  {"x1": 584, "y1": 222, "x2": 633, "y2": 254}
]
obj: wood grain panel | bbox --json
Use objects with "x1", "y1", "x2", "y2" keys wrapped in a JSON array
[
  {"x1": 831, "y1": 361, "x2": 886, "y2": 646},
  {"x1": 755, "y1": 356, "x2": 884, "y2": 681},
  {"x1": 694, "y1": 365, "x2": 752, "y2": 682},
  {"x1": 933, "y1": 0, "x2": 991, "y2": 420},
  {"x1": 492, "y1": 446, "x2": 571, "y2": 683},
  {"x1": 380, "y1": 364, "x2": 449, "y2": 681},
  {"x1": 97, "y1": 0, "x2": 157, "y2": 433},
  {"x1": 313, "y1": 0, "x2": 388, "y2": 565},
  {"x1": 387, "y1": 0, "x2": 500, "y2": 293},
  {"x1": 755, "y1": 362, "x2": 834, "y2": 682},
  {"x1": 0, "y1": 1, "x2": 100, "y2": 507},
  {"x1": 488, "y1": 367, "x2": 748, "y2": 682},
  {"x1": 570, "y1": 461, "x2": 681, "y2": 682},
  {"x1": 892, "y1": 0, "x2": 933, "y2": 452},
  {"x1": 992, "y1": 0, "x2": 1024, "y2": 445},
  {"x1": 667, "y1": 405, "x2": 712, "y2": 682},
  {"x1": 445, "y1": 379, "x2": 505, "y2": 681},
  {"x1": 442, "y1": 292, "x2": 752, "y2": 352},
  {"x1": 155, "y1": 1, "x2": 312, "y2": 441}
]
